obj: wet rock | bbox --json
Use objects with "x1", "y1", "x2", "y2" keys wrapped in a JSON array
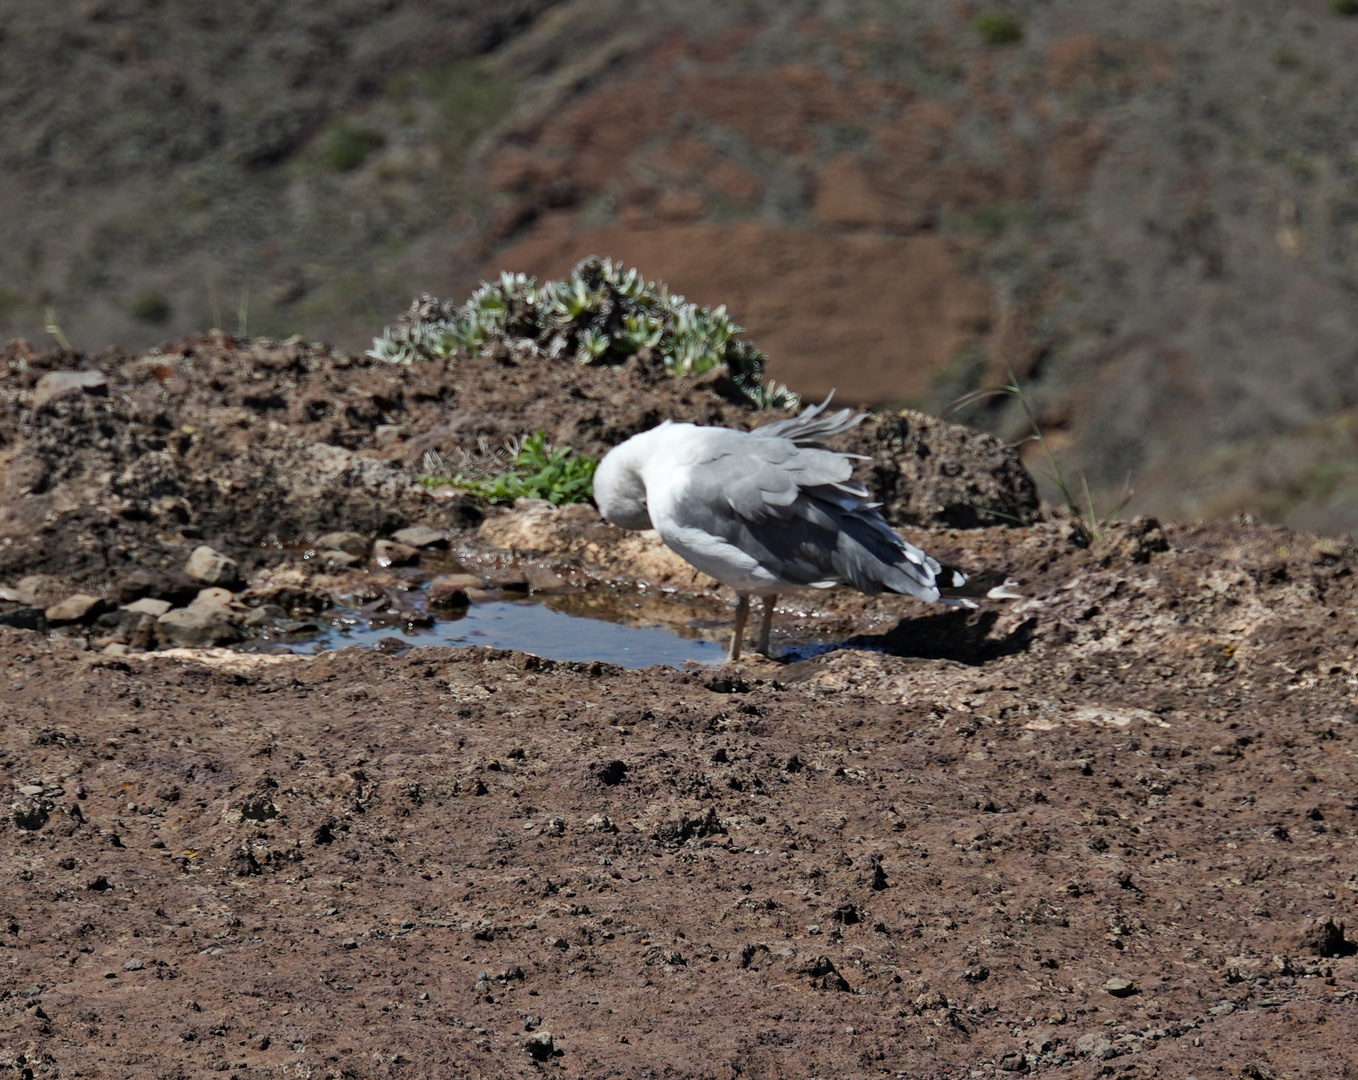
[
  {"x1": 525, "y1": 566, "x2": 569, "y2": 593},
  {"x1": 313, "y1": 549, "x2": 360, "y2": 569},
  {"x1": 315, "y1": 531, "x2": 370, "y2": 557},
  {"x1": 33, "y1": 369, "x2": 108, "y2": 410},
  {"x1": 184, "y1": 545, "x2": 240, "y2": 587},
  {"x1": 120, "y1": 597, "x2": 172, "y2": 618},
  {"x1": 373, "y1": 539, "x2": 419, "y2": 567},
  {"x1": 392, "y1": 525, "x2": 446, "y2": 548},
  {"x1": 158, "y1": 607, "x2": 242, "y2": 647},
  {"x1": 243, "y1": 605, "x2": 289, "y2": 628},
  {"x1": 1103, "y1": 977, "x2": 1138, "y2": 997},
  {"x1": 523, "y1": 1031, "x2": 555, "y2": 1061},
  {"x1": 0, "y1": 606, "x2": 48, "y2": 632},
  {"x1": 1295, "y1": 918, "x2": 1357, "y2": 958},
  {"x1": 427, "y1": 579, "x2": 471, "y2": 608}
]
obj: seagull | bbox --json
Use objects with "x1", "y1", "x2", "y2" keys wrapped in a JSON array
[{"x1": 593, "y1": 397, "x2": 969, "y2": 661}]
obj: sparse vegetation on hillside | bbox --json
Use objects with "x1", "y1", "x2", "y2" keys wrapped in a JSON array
[
  {"x1": 972, "y1": 10, "x2": 1023, "y2": 45},
  {"x1": 370, "y1": 257, "x2": 799, "y2": 409}
]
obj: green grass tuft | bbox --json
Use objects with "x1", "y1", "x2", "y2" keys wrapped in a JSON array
[
  {"x1": 972, "y1": 10, "x2": 1023, "y2": 45},
  {"x1": 421, "y1": 433, "x2": 598, "y2": 506}
]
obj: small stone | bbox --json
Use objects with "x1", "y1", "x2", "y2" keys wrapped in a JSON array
[
  {"x1": 184, "y1": 546, "x2": 240, "y2": 587},
  {"x1": 101, "y1": 642, "x2": 129, "y2": 656},
  {"x1": 315, "y1": 532, "x2": 370, "y2": 557},
  {"x1": 45, "y1": 594, "x2": 107, "y2": 624},
  {"x1": 124, "y1": 957, "x2": 145, "y2": 971},
  {"x1": 523, "y1": 1032, "x2": 555, "y2": 1061},
  {"x1": 17, "y1": 785, "x2": 44, "y2": 796},
  {"x1": 33, "y1": 370, "x2": 108, "y2": 410},
  {"x1": 392, "y1": 526, "x2": 447, "y2": 548},
  {"x1": 157, "y1": 607, "x2": 242, "y2": 647},
  {"x1": 342, "y1": 939, "x2": 358, "y2": 950},
  {"x1": 1103, "y1": 977, "x2": 1138, "y2": 997},
  {"x1": 252, "y1": 1034, "x2": 270, "y2": 1051},
  {"x1": 1075, "y1": 1033, "x2": 1115, "y2": 1059},
  {"x1": 120, "y1": 597, "x2": 172, "y2": 618},
  {"x1": 190, "y1": 587, "x2": 235, "y2": 612},
  {"x1": 372, "y1": 540, "x2": 419, "y2": 568}
]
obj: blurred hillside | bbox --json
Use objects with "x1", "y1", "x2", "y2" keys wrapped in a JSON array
[{"x1": 5, "y1": 0, "x2": 1358, "y2": 532}]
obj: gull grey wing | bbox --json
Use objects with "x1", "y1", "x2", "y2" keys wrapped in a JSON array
[
  {"x1": 672, "y1": 439, "x2": 942, "y2": 600},
  {"x1": 752, "y1": 395, "x2": 867, "y2": 447}
]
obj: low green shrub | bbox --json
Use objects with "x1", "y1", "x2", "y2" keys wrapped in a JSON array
[
  {"x1": 369, "y1": 256, "x2": 798, "y2": 408},
  {"x1": 321, "y1": 119, "x2": 387, "y2": 172},
  {"x1": 422, "y1": 432, "x2": 597, "y2": 506},
  {"x1": 973, "y1": 10, "x2": 1023, "y2": 45}
]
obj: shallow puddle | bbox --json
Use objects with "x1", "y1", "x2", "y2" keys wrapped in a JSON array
[{"x1": 249, "y1": 596, "x2": 733, "y2": 669}]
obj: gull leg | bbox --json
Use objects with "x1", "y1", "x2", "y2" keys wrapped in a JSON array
[
  {"x1": 756, "y1": 594, "x2": 777, "y2": 656},
  {"x1": 727, "y1": 592, "x2": 750, "y2": 662}
]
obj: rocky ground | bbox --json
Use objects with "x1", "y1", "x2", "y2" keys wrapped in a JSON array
[{"x1": 1, "y1": 338, "x2": 1357, "y2": 1077}]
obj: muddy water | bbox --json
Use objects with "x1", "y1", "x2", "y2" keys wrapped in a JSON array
[{"x1": 312, "y1": 597, "x2": 730, "y2": 667}]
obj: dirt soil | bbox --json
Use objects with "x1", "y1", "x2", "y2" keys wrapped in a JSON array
[{"x1": 2, "y1": 340, "x2": 1358, "y2": 1078}]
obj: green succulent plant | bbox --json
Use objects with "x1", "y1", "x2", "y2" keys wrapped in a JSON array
[{"x1": 368, "y1": 257, "x2": 798, "y2": 409}]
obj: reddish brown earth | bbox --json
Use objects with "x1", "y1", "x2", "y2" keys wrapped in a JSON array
[{"x1": 6, "y1": 493, "x2": 1358, "y2": 1077}]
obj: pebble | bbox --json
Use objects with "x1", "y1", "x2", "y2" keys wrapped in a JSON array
[
  {"x1": 120, "y1": 597, "x2": 172, "y2": 618},
  {"x1": 44, "y1": 593, "x2": 106, "y2": 624},
  {"x1": 315, "y1": 532, "x2": 370, "y2": 557},
  {"x1": 33, "y1": 370, "x2": 108, "y2": 410},
  {"x1": 372, "y1": 540, "x2": 419, "y2": 568},
  {"x1": 1103, "y1": 977, "x2": 1138, "y2": 997},
  {"x1": 392, "y1": 526, "x2": 446, "y2": 548},
  {"x1": 184, "y1": 545, "x2": 240, "y2": 587},
  {"x1": 123, "y1": 957, "x2": 145, "y2": 971},
  {"x1": 17, "y1": 785, "x2": 44, "y2": 796}
]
